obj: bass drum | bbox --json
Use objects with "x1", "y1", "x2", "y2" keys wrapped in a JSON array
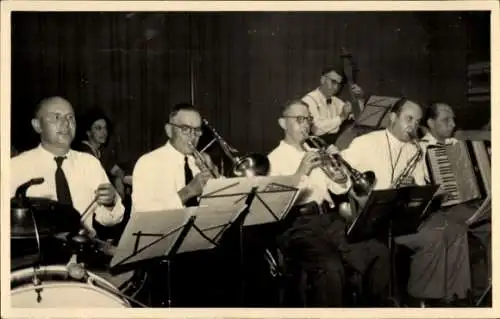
[{"x1": 10, "y1": 265, "x2": 130, "y2": 308}]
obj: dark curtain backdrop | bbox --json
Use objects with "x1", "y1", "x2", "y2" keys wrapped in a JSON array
[{"x1": 11, "y1": 11, "x2": 490, "y2": 170}]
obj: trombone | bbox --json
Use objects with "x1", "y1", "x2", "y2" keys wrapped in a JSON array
[
  {"x1": 187, "y1": 140, "x2": 220, "y2": 178},
  {"x1": 191, "y1": 119, "x2": 270, "y2": 178}
]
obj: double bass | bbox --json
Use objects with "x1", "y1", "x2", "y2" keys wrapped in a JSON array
[{"x1": 332, "y1": 47, "x2": 370, "y2": 150}]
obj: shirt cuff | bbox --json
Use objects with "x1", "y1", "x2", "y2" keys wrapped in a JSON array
[{"x1": 94, "y1": 200, "x2": 125, "y2": 226}]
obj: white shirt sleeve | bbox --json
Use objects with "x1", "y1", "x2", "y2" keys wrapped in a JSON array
[
  {"x1": 86, "y1": 157, "x2": 125, "y2": 226},
  {"x1": 132, "y1": 155, "x2": 184, "y2": 213},
  {"x1": 339, "y1": 136, "x2": 365, "y2": 172}
]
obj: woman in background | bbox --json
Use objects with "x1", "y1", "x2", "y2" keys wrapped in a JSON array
[
  {"x1": 74, "y1": 108, "x2": 128, "y2": 242},
  {"x1": 75, "y1": 108, "x2": 126, "y2": 198}
]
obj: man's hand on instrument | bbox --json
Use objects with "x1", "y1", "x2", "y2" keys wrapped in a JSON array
[
  {"x1": 196, "y1": 152, "x2": 220, "y2": 177},
  {"x1": 186, "y1": 171, "x2": 213, "y2": 197},
  {"x1": 297, "y1": 151, "x2": 322, "y2": 176},
  {"x1": 325, "y1": 144, "x2": 340, "y2": 155},
  {"x1": 340, "y1": 102, "x2": 352, "y2": 121},
  {"x1": 95, "y1": 183, "x2": 116, "y2": 207}
]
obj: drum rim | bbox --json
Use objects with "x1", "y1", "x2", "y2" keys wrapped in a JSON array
[
  {"x1": 11, "y1": 282, "x2": 130, "y2": 307},
  {"x1": 10, "y1": 265, "x2": 130, "y2": 307}
]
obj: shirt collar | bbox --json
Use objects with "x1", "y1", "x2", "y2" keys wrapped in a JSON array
[
  {"x1": 278, "y1": 140, "x2": 306, "y2": 155},
  {"x1": 36, "y1": 143, "x2": 73, "y2": 161},
  {"x1": 385, "y1": 129, "x2": 406, "y2": 147},
  {"x1": 421, "y1": 132, "x2": 456, "y2": 146},
  {"x1": 165, "y1": 140, "x2": 193, "y2": 163},
  {"x1": 310, "y1": 88, "x2": 327, "y2": 105}
]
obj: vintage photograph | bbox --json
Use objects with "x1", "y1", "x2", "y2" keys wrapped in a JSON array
[{"x1": 2, "y1": 1, "x2": 496, "y2": 317}]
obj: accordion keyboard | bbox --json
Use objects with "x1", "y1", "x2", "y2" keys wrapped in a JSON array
[{"x1": 426, "y1": 141, "x2": 485, "y2": 207}]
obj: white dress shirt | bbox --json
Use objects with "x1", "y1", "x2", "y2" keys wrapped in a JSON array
[
  {"x1": 341, "y1": 129, "x2": 427, "y2": 190},
  {"x1": 302, "y1": 88, "x2": 348, "y2": 136},
  {"x1": 132, "y1": 141, "x2": 201, "y2": 213},
  {"x1": 10, "y1": 145, "x2": 125, "y2": 235},
  {"x1": 267, "y1": 140, "x2": 351, "y2": 207}
]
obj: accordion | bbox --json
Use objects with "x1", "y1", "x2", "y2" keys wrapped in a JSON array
[{"x1": 425, "y1": 140, "x2": 491, "y2": 207}]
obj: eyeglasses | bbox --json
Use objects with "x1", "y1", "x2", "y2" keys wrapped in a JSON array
[
  {"x1": 169, "y1": 123, "x2": 203, "y2": 136},
  {"x1": 281, "y1": 116, "x2": 314, "y2": 124},
  {"x1": 44, "y1": 112, "x2": 76, "y2": 124}
]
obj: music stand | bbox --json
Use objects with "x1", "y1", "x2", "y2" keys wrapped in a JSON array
[
  {"x1": 355, "y1": 95, "x2": 405, "y2": 129},
  {"x1": 199, "y1": 175, "x2": 301, "y2": 226},
  {"x1": 109, "y1": 204, "x2": 245, "y2": 307},
  {"x1": 198, "y1": 175, "x2": 301, "y2": 305},
  {"x1": 346, "y1": 185, "x2": 438, "y2": 306}
]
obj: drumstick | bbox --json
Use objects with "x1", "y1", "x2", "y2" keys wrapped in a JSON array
[{"x1": 80, "y1": 196, "x2": 98, "y2": 223}]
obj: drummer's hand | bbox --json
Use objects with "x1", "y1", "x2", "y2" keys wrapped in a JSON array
[{"x1": 95, "y1": 183, "x2": 116, "y2": 207}]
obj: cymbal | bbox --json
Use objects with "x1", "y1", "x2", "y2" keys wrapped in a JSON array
[{"x1": 11, "y1": 197, "x2": 81, "y2": 240}]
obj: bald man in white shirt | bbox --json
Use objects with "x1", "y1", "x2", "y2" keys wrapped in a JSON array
[
  {"x1": 11, "y1": 97, "x2": 125, "y2": 239},
  {"x1": 421, "y1": 102, "x2": 491, "y2": 300},
  {"x1": 268, "y1": 100, "x2": 390, "y2": 307},
  {"x1": 341, "y1": 99, "x2": 471, "y2": 306}
]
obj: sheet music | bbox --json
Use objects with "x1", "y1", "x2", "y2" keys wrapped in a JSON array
[
  {"x1": 177, "y1": 204, "x2": 246, "y2": 253},
  {"x1": 110, "y1": 207, "x2": 194, "y2": 268},
  {"x1": 199, "y1": 175, "x2": 301, "y2": 227}
]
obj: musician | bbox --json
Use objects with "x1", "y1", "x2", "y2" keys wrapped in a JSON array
[
  {"x1": 422, "y1": 102, "x2": 491, "y2": 290},
  {"x1": 268, "y1": 100, "x2": 390, "y2": 307},
  {"x1": 132, "y1": 103, "x2": 217, "y2": 212},
  {"x1": 10, "y1": 96, "x2": 125, "y2": 237},
  {"x1": 340, "y1": 99, "x2": 471, "y2": 305},
  {"x1": 131, "y1": 103, "x2": 222, "y2": 307},
  {"x1": 301, "y1": 64, "x2": 364, "y2": 145}
]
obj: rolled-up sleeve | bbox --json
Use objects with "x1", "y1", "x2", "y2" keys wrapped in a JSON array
[
  {"x1": 94, "y1": 200, "x2": 125, "y2": 226},
  {"x1": 90, "y1": 159, "x2": 125, "y2": 226}
]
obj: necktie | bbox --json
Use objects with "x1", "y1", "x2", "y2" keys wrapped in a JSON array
[
  {"x1": 326, "y1": 98, "x2": 332, "y2": 105},
  {"x1": 184, "y1": 156, "x2": 198, "y2": 207},
  {"x1": 54, "y1": 156, "x2": 73, "y2": 206}
]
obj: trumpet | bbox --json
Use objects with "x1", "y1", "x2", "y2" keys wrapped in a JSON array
[
  {"x1": 303, "y1": 136, "x2": 376, "y2": 221},
  {"x1": 188, "y1": 141, "x2": 219, "y2": 178},
  {"x1": 304, "y1": 136, "x2": 376, "y2": 197},
  {"x1": 201, "y1": 119, "x2": 270, "y2": 177},
  {"x1": 391, "y1": 135, "x2": 423, "y2": 189}
]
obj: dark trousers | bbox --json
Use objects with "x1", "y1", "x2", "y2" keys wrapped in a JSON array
[{"x1": 278, "y1": 203, "x2": 390, "y2": 307}]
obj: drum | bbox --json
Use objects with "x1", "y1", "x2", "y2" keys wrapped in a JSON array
[{"x1": 10, "y1": 265, "x2": 130, "y2": 308}]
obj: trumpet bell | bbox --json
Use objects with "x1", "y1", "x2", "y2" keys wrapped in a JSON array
[{"x1": 233, "y1": 153, "x2": 270, "y2": 177}]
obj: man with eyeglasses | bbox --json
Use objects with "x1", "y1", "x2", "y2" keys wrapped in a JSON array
[
  {"x1": 132, "y1": 103, "x2": 217, "y2": 213},
  {"x1": 302, "y1": 64, "x2": 364, "y2": 146},
  {"x1": 11, "y1": 96, "x2": 125, "y2": 238},
  {"x1": 132, "y1": 103, "x2": 224, "y2": 307},
  {"x1": 266, "y1": 100, "x2": 390, "y2": 307}
]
